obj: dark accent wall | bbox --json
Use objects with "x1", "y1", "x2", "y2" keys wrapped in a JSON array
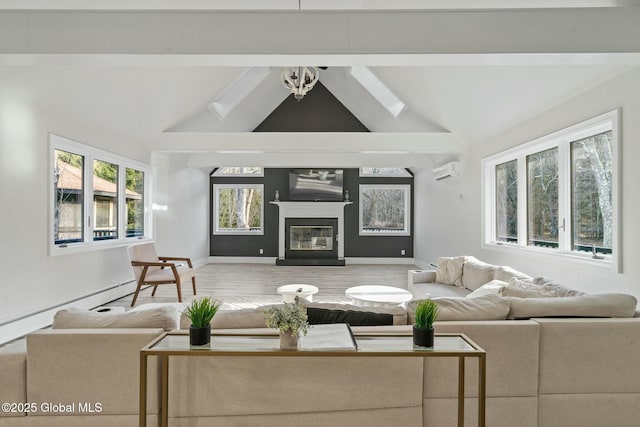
[
  {"x1": 253, "y1": 82, "x2": 369, "y2": 132},
  {"x1": 210, "y1": 169, "x2": 414, "y2": 259},
  {"x1": 343, "y1": 169, "x2": 414, "y2": 258}
]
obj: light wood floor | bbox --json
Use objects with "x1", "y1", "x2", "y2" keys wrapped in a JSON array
[{"x1": 109, "y1": 263, "x2": 419, "y2": 308}]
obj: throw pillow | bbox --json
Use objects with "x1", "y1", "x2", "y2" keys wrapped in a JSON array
[
  {"x1": 462, "y1": 257, "x2": 498, "y2": 290},
  {"x1": 466, "y1": 279, "x2": 508, "y2": 299},
  {"x1": 493, "y1": 265, "x2": 531, "y2": 283},
  {"x1": 533, "y1": 277, "x2": 585, "y2": 297},
  {"x1": 53, "y1": 306, "x2": 179, "y2": 331},
  {"x1": 501, "y1": 277, "x2": 558, "y2": 298},
  {"x1": 306, "y1": 308, "x2": 393, "y2": 326},
  {"x1": 435, "y1": 256, "x2": 467, "y2": 287}
]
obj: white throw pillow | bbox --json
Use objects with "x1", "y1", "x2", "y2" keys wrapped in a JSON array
[
  {"x1": 462, "y1": 257, "x2": 498, "y2": 290},
  {"x1": 494, "y1": 265, "x2": 531, "y2": 283},
  {"x1": 466, "y1": 280, "x2": 508, "y2": 299},
  {"x1": 501, "y1": 277, "x2": 558, "y2": 298},
  {"x1": 435, "y1": 256, "x2": 466, "y2": 287},
  {"x1": 532, "y1": 277, "x2": 585, "y2": 297}
]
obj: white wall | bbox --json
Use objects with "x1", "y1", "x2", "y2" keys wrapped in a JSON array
[
  {"x1": 151, "y1": 153, "x2": 210, "y2": 263},
  {"x1": 414, "y1": 67, "x2": 640, "y2": 300},
  {"x1": 0, "y1": 99, "x2": 150, "y2": 327}
]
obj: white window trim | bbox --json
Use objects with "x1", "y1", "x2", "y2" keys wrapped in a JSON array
[
  {"x1": 49, "y1": 134, "x2": 152, "y2": 256},
  {"x1": 481, "y1": 110, "x2": 621, "y2": 272},
  {"x1": 359, "y1": 184, "x2": 411, "y2": 236},
  {"x1": 359, "y1": 167, "x2": 412, "y2": 177},
  {"x1": 213, "y1": 183, "x2": 264, "y2": 235}
]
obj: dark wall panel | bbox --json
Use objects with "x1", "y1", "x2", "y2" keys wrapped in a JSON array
[{"x1": 210, "y1": 168, "x2": 414, "y2": 259}]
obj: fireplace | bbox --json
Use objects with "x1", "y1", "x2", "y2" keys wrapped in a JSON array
[
  {"x1": 285, "y1": 218, "x2": 338, "y2": 262},
  {"x1": 271, "y1": 201, "x2": 351, "y2": 266}
]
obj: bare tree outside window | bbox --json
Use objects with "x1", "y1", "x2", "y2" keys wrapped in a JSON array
[
  {"x1": 495, "y1": 160, "x2": 518, "y2": 243},
  {"x1": 571, "y1": 131, "x2": 612, "y2": 254},
  {"x1": 360, "y1": 185, "x2": 410, "y2": 234},
  {"x1": 215, "y1": 185, "x2": 263, "y2": 233},
  {"x1": 527, "y1": 147, "x2": 559, "y2": 248}
]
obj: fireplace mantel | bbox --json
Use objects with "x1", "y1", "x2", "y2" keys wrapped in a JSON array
[{"x1": 270, "y1": 201, "x2": 353, "y2": 262}]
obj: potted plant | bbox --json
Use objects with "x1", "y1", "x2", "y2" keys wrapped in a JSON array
[
  {"x1": 264, "y1": 296, "x2": 309, "y2": 350},
  {"x1": 413, "y1": 299, "x2": 440, "y2": 347},
  {"x1": 183, "y1": 296, "x2": 221, "y2": 346}
]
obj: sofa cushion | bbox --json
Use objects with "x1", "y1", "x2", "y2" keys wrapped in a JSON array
[
  {"x1": 507, "y1": 293, "x2": 638, "y2": 319},
  {"x1": 53, "y1": 306, "x2": 179, "y2": 331},
  {"x1": 462, "y1": 256, "x2": 498, "y2": 290},
  {"x1": 407, "y1": 294, "x2": 510, "y2": 322},
  {"x1": 435, "y1": 256, "x2": 466, "y2": 287},
  {"x1": 466, "y1": 279, "x2": 508, "y2": 299},
  {"x1": 493, "y1": 265, "x2": 531, "y2": 282}
]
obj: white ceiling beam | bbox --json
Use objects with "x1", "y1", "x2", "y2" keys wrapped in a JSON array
[
  {"x1": 3, "y1": 53, "x2": 640, "y2": 67},
  {"x1": 1, "y1": 10, "x2": 640, "y2": 56},
  {"x1": 186, "y1": 152, "x2": 434, "y2": 169},
  {"x1": 153, "y1": 132, "x2": 465, "y2": 155},
  {"x1": 0, "y1": 0, "x2": 300, "y2": 10},
  {"x1": 2, "y1": 0, "x2": 639, "y2": 10}
]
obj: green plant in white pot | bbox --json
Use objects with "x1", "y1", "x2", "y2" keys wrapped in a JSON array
[
  {"x1": 264, "y1": 296, "x2": 309, "y2": 350},
  {"x1": 183, "y1": 296, "x2": 221, "y2": 346},
  {"x1": 413, "y1": 299, "x2": 440, "y2": 347}
]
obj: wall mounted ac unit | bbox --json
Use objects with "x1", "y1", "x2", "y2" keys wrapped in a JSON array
[{"x1": 433, "y1": 161, "x2": 460, "y2": 180}]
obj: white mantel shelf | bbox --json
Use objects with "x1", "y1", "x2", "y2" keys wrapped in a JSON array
[{"x1": 270, "y1": 201, "x2": 353, "y2": 261}]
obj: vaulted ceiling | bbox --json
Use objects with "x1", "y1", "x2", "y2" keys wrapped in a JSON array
[{"x1": 1, "y1": 3, "x2": 639, "y2": 168}]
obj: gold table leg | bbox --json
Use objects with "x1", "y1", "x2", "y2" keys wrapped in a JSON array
[
  {"x1": 139, "y1": 353, "x2": 147, "y2": 427},
  {"x1": 458, "y1": 356, "x2": 465, "y2": 427}
]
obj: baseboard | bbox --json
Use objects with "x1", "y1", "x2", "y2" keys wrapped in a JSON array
[
  {"x1": 345, "y1": 257, "x2": 416, "y2": 265},
  {"x1": 208, "y1": 256, "x2": 416, "y2": 265},
  {"x1": 0, "y1": 280, "x2": 138, "y2": 346},
  {"x1": 208, "y1": 256, "x2": 277, "y2": 264}
]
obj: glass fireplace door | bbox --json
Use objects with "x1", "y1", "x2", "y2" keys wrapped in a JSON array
[{"x1": 289, "y1": 226, "x2": 334, "y2": 251}]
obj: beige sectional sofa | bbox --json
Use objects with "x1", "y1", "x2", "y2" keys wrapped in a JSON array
[{"x1": 1, "y1": 257, "x2": 639, "y2": 427}]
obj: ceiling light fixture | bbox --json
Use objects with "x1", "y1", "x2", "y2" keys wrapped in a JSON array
[{"x1": 281, "y1": 67, "x2": 319, "y2": 101}]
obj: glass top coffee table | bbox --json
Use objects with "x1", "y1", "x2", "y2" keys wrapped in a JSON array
[
  {"x1": 139, "y1": 330, "x2": 485, "y2": 427},
  {"x1": 345, "y1": 285, "x2": 413, "y2": 308}
]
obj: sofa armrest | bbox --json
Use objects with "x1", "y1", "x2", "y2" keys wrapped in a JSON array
[
  {"x1": 0, "y1": 350, "x2": 26, "y2": 417},
  {"x1": 408, "y1": 269, "x2": 436, "y2": 285}
]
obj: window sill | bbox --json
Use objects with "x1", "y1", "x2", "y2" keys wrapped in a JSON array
[
  {"x1": 49, "y1": 237, "x2": 153, "y2": 257},
  {"x1": 482, "y1": 242, "x2": 619, "y2": 272}
]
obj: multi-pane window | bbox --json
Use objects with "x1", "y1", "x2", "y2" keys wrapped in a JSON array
[
  {"x1": 54, "y1": 149, "x2": 85, "y2": 245},
  {"x1": 93, "y1": 159, "x2": 118, "y2": 241},
  {"x1": 495, "y1": 160, "x2": 518, "y2": 243},
  {"x1": 359, "y1": 185, "x2": 411, "y2": 235},
  {"x1": 527, "y1": 147, "x2": 559, "y2": 248},
  {"x1": 126, "y1": 168, "x2": 145, "y2": 238},
  {"x1": 483, "y1": 111, "x2": 618, "y2": 264},
  {"x1": 571, "y1": 131, "x2": 613, "y2": 255},
  {"x1": 214, "y1": 184, "x2": 264, "y2": 234},
  {"x1": 51, "y1": 134, "x2": 150, "y2": 251}
]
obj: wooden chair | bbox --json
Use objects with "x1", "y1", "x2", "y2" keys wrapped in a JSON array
[{"x1": 127, "y1": 242, "x2": 197, "y2": 306}]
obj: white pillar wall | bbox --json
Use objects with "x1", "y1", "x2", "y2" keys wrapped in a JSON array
[{"x1": 270, "y1": 201, "x2": 353, "y2": 260}]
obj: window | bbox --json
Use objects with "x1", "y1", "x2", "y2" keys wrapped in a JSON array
[
  {"x1": 50, "y1": 134, "x2": 150, "y2": 253},
  {"x1": 212, "y1": 167, "x2": 263, "y2": 177},
  {"x1": 359, "y1": 167, "x2": 411, "y2": 177},
  {"x1": 482, "y1": 111, "x2": 619, "y2": 269},
  {"x1": 213, "y1": 184, "x2": 264, "y2": 234},
  {"x1": 359, "y1": 185, "x2": 411, "y2": 235},
  {"x1": 495, "y1": 160, "x2": 518, "y2": 243}
]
